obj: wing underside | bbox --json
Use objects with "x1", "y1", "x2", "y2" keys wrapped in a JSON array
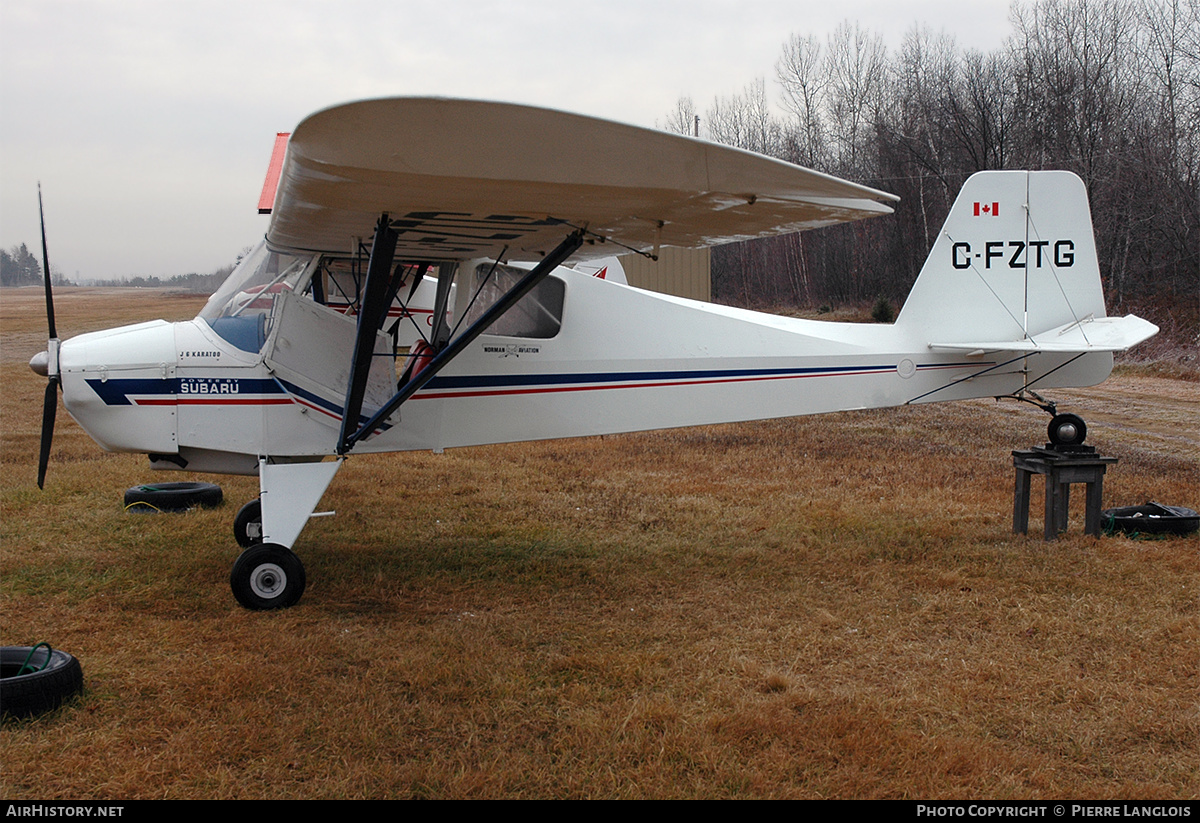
[{"x1": 265, "y1": 98, "x2": 898, "y2": 261}]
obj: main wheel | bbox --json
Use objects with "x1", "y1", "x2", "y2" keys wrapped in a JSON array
[
  {"x1": 233, "y1": 498, "x2": 263, "y2": 548},
  {"x1": 230, "y1": 544, "x2": 306, "y2": 610},
  {"x1": 1, "y1": 645, "x2": 84, "y2": 719},
  {"x1": 1048, "y1": 413, "x2": 1087, "y2": 446}
]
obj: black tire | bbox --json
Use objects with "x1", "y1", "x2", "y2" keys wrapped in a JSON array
[
  {"x1": 230, "y1": 543, "x2": 306, "y2": 610},
  {"x1": 1048, "y1": 413, "x2": 1087, "y2": 446},
  {"x1": 1, "y1": 646, "x2": 84, "y2": 719},
  {"x1": 1102, "y1": 504, "x2": 1199, "y2": 536},
  {"x1": 233, "y1": 498, "x2": 263, "y2": 548},
  {"x1": 124, "y1": 481, "x2": 223, "y2": 513}
]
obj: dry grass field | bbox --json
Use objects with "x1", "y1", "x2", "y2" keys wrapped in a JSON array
[{"x1": 1, "y1": 288, "x2": 1196, "y2": 799}]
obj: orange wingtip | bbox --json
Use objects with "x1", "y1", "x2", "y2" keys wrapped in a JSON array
[{"x1": 257, "y1": 133, "x2": 290, "y2": 214}]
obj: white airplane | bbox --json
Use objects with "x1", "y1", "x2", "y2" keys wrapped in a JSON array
[{"x1": 30, "y1": 98, "x2": 1158, "y2": 610}]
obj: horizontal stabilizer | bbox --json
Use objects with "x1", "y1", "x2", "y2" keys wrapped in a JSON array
[{"x1": 929, "y1": 315, "x2": 1159, "y2": 353}]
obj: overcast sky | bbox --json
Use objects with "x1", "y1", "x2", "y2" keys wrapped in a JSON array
[{"x1": 1, "y1": 0, "x2": 1015, "y2": 282}]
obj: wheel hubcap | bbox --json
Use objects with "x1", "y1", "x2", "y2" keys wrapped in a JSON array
[{"x1": 250, "y1": 562, "x2": 287, "y2": 599}]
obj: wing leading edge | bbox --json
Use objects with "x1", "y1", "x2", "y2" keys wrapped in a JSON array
[{"x1": 265, "y1": 97, "x2": 898, "y2": 261}]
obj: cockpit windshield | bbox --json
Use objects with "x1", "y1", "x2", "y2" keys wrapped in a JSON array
[{"x1": 198, "y1": 241, "x2": 313, "y2": 352}]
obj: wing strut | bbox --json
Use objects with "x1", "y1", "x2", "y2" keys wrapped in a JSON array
[
  {"x1": 338, "y1": 213, "x2": 399, "y2": 455},
  {"x1": 338, "y1": 227, "x2": 585, "y2": 455},
  {"x1": 429, "y1": 262, "x2": 456, "y2": 348}
]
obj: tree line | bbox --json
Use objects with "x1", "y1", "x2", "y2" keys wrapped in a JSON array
[
  {"x1": 80, "y1": 266, "x2": 236, "y2": 293},
  {"x1": 0, "y1": 243, "x2": 68, "y2": 287},
  {"x1": 0, "y1": 244, "x2": 240, "y2": 293},
  {"x1": 662, "y1": 0, "x2": 1198, "y2": 325}
]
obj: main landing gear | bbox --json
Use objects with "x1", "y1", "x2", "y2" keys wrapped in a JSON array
[
  {"x1": 230, "y1": 497, "x2": 304, "y2": 610},
  {"x1": 230, "y1": 543, "x2": 306, "y2": 610},
  {"x1": 227, "y1": 458, "x2": 342, "y2": 611},
  {"x1": 233, "y1": 498, "x2": 263, "y2": 548}
]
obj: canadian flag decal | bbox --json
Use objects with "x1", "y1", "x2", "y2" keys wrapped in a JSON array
[{"x1": 973, "y1": 201, "x2": 1000, "y2": 217}]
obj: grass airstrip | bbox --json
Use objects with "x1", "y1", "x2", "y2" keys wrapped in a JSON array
[{"x1": 1, "y1": 288, "x2": 1196, "y2": 799}]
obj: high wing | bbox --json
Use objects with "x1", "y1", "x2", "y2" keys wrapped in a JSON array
[
  {"x1": 261, "y1": 97, "x2": 901, "y2": 457},
  {"x1": 265, "y1": 97, "x2": 898, "y2": 261}
]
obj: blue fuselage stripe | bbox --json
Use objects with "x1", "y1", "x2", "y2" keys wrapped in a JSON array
[
  {"x1": 424, "y1": 364, "x2": 906, "y2": 391},
  {"x1": 84, "y1": 362, "x2": 986, "y2": 407}
]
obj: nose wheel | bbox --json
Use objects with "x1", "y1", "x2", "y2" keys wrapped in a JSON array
[{"x1": 230, "y1": 543, "x2": 306, "y2": 610}]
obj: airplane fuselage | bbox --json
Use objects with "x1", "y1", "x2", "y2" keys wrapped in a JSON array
[{"x1": 58, "y1": 260, "x2": 1113, "y2": 476}]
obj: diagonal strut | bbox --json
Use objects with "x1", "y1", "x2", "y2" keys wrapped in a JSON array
[{"x1": 339, "y1": 227, "x2": 584, "y2": 454}]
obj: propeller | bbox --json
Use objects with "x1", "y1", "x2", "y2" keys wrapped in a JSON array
[{"x1": 31, "y1": 183, "x2": 60, "y2": 489}]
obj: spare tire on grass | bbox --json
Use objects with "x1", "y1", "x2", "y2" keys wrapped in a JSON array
[
  {"x1": 1, "y1": 645, "x2": 84, "y2": 719},
  {"x1": 1102, "y1": 503, "x2": 1198, "y2": 537},
  {"x1": 124, "y1": 481, "x2": 223, "y2": 513}
]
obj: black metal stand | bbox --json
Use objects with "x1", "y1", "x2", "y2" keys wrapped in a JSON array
[{"x1": 1012, "y1": 446, "x2": 1118, "y2": 540}]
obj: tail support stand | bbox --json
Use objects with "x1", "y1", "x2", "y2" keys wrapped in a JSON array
[{"x1": 1012, "y1": 448, "x2": 1117, "y2": 540}]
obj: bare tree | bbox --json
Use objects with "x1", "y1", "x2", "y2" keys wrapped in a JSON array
[
  {"x1": 705, "y1": 78, "x2": 782, "y2": 155},
  {"x1": 659, "y1": 96, "x2": 700, "y2": 137},
  {"x1": 824, "y1": 21, "x2": 887, "y2": 177},
  {"x1": 776, "y1": 32, "x2": 828, "y2": 167}
]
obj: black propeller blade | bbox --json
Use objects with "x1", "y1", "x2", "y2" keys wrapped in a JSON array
[
  {"x1": 38, "y1": 377, "x2": 58, "y2": 490},
  {"x1": 35, "y1": 183, "x2": 60, "y2": 490},
  {"x1": 40, "y1": 184, "x2": 56, "y2": 340}
]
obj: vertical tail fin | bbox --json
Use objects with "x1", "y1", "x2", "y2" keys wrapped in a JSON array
[{"x1": 897, "y1": 171, "x2": 1112, "y2": 346}]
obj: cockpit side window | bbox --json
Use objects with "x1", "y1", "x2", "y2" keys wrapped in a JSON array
[
  {"x1": 308, "y1": 258, "x2": 426, "y2": 315},
  {"x1": 464, "y1": 263, "x2": 565, "y2": 339}
]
